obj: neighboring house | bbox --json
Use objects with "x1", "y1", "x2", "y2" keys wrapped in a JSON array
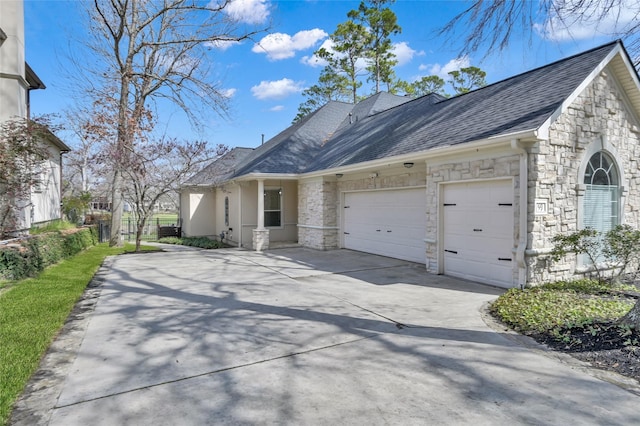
[
  {"x1": 0, "y1": 0, "x2": 70, "y2": 232},
  {"x1": 181, "y1": 41, "x2": 640, "y2": 289}
]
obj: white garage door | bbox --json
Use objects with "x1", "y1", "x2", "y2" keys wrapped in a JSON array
[
  {"x1": 343, "y1": 188, "x2": 426, "y2": 263},
  {"x1": 443, "y1": 180, "x2": 515, "y2": 288}
]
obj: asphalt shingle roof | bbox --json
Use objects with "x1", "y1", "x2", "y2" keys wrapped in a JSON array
[
  {"x1": 184, "y1": 41, "x2": 627, "y2": 186},
  {"x1": 183, "y1": 147, "x2": 253, "y2": 186},
  {"x1": 306, "y1": 41, "x2": 620, "y2": 172}
]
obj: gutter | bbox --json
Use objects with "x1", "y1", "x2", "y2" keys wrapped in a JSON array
[{"x1": 301, "y1": 129, "x2": 539, "y2": 179}]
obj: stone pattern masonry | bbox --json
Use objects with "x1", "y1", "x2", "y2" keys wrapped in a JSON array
[{"x1": 527, "y1": 70, "x2": 640, "y2": 284}]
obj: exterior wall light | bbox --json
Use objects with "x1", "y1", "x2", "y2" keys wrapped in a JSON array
[
  {"x1": 403, "y1": 162, "x2": 414, "y2": 168},
  {"x1": 335, "y1": 173, "x2": 343, "y2": 178}
]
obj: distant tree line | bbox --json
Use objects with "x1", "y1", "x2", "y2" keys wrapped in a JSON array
[{"x1": 293, "y1": 0, "x2": 487, "y2": 123}]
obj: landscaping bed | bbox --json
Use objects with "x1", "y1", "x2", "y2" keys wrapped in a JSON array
[
  {"x1": 532, "y1": 321, "x2": 639, "y2": 380},
  {"x1": 490, "y1": 280, "x2": 640, "y2": 382}
]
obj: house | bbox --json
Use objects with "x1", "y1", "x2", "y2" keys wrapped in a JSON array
[
  {"x1": 0, "y1": 0, "x2": 70, "y2": 233},
  {"x1": 181, "y1": 40, "x2": 640, "y2": 289}
]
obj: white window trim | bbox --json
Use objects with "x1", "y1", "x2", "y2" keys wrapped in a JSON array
[{"x1": 576, "y1": 144, "x2": 624, "y2": 268}]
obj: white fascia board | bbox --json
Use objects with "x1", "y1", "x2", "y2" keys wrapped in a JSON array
[
  {"x1": 234, "y1": 173, "x2": 299, "y2": 182},
  {"x1": 301, "y1": 130, "x2": 538, "y2": 178}
]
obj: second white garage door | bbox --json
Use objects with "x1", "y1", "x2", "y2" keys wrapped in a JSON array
[
  {"x1": 442, "y1": 180, "x2": 515, "y2": 288},
  {"x1": 343, "y1": 188, "x2": 426, "y2": 263}
]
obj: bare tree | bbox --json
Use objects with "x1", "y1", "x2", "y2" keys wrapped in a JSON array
[
  {"x1": 440, "y1": 0, "x2": 640, "y2": 67},
  {"x1": 82, "y1": 0, "x2": 266, "y2": 246},
  {"x1": 123, "y1": 137, "x2": 226, "y2": 252}
]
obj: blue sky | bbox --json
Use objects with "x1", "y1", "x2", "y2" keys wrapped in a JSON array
[{"x1": 23, "y1": 0, "x2": 627, "y2": 150}]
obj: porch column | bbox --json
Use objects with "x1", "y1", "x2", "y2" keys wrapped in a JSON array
[
  {"x1": 257, "y1": 179, "x2": 265, "y2": 230},
  {"x1": 253, "y1": 179, "x2": 269, "y2": 251}
]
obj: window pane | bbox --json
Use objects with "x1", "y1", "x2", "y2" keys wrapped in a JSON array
[
  {"x1": 264, "y1": 211, "x2": 281, "y2": 227},
  {"x1": 224, "y1": 197, "x2": 229, "y2": 226},
  {"x1": 264, "y1": 189, "x2": 281, "y2": 210},
  {"x1": 583, "y1": 186, "x2": 618, "y2": 233}
]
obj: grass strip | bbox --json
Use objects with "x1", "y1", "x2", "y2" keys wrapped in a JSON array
[{"x1": 0, "y1": 243, "x2": 150, "y2": 425}]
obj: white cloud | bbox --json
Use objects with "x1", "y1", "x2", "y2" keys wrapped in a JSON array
[
  {"x1": 251, "y1": 78, "x2": 304, "y2": 100},
  {"x1": 300, "y1": 39, "x2": 367, "y2": 71},
  {"x1": 302, "y1": 40, "x2": 419, "y2": 70},
  {"x1": 221, "y1": 88, "x2": 237, "y2": 98},
  {"x1": 220, "y1": 0, "x2": 270, "y2": 24},
  {"x1": 253, "y1": 29, "x2": 327, "y2": 61},
  {"x1": 301, "y1": 39, "x2": 334, "y2": 67},
  {"x1": 423, "y1": 56, "x2": 471, "y2": 79},
  {"x1": 535, "y1": 0, "x2": 638, "y2": 41},
  {"x1": 269, "y1": 105, "x2": 285, "y2": 112},
  {"x1": 391, "y1": 42, "x2": 418, "y2": 66}
]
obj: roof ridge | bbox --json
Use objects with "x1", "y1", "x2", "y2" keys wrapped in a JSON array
[{"x1": 443, "y1": 40, "x2": 621, "y2": 102}]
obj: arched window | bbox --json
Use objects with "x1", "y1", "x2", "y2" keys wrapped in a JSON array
[{"x1": 582, "y1": 151, "x2": 619, "y2": 233}]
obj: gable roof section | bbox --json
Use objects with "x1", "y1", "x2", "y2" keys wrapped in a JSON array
[
  {"x1": 336, "y1": 92, "x2": 412, "y2": 130},
  {"x1": 183, "y1": 147, "x2": 253, "y2": 186},
  {"x1": 233, "y1": 100, "x2": 354, "y2": 175},
  {"x1": 307, "y1": 41, "x2": 622, "y2": 172}
]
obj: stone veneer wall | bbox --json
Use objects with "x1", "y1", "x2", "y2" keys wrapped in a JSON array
[
  {"x1": 298, "y1": 178, "x2": 339, "y2": 249},
  {"x1": 425, "y1": 155, "x2": 521, "y2": 275},
  {"x1": 526, "y1": 69, "x2": 640, "y2": 285}
]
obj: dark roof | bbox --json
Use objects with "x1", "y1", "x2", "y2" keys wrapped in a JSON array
[
  {"x1": 231, "y1": 101, "x2": 355, "y2": 175},
  {"x1": 25, "y1": 63, "x2": 45, "y2": 90},
  {"x1": 184, "y1": 147, "x2": 253, "y2": 186},
  {"x1": 306, "y1": 41, "x2": 620, "y2": 172},
  {"x1": 184, "y1": 41, "x2": 629, "y2": 186},
  {"x1": 336, "y1": 92, "x2": 412, "y2": 131}
]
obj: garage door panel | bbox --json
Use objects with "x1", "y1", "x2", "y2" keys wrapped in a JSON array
[
  {"x1": 443, "y1": 180, "x2": 515, "y2": 288},
  {"x1": 344, "y1": 188, "x2": 426, "y2": 263}
]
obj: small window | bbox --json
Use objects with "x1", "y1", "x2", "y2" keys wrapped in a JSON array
[
  {"x1": 224, "y1": 196, "x2": 229, "y2": 226},
  {"x1": 264, "y1": 188, "x2": 281, "y2": 227},
  {"x1": 581, "y1": 151, "x2": 620, "y2": 264}
]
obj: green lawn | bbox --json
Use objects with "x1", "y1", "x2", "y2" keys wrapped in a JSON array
[
  {"x1": 0, "y1": 243, "x2": 157, "y2": 425},
  {"x1": 122, "y1": 212, "x2": 178, "y2": 222}
]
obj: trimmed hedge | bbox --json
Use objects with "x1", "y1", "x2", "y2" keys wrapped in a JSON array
[
  {"x1": 0, "y1": 227, "x2": 97, "y2": 281},
  {"x1": 157, "y1": 236, "x2": 222, "y2": 249}
]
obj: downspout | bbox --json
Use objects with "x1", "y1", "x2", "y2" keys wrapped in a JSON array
[{"x1": 511, "y1": 139, "x2": 529, "y2": 289}]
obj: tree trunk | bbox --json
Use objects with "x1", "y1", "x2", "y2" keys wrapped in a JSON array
[
  {"x1": 135, "y1": 221, "x2": 144, "y2": 252},
  {"x1": 619, "y1": 299, "x2": 640, "y2": 329},
  {"x1": 109, "y1": 169, "x2": 124, "y2": 247}
]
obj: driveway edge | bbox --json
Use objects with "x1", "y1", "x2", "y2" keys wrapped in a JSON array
[{"x1": 480, "y1": 301, "x2": 640, "y2": 396}]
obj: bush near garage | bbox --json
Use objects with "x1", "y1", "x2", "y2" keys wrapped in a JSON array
[{"x1": 490, "y1": 225, "x2": 640, "y2": 382}]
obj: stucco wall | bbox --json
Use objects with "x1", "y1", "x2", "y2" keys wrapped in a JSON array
[
  {"x1": 526, "y1": 69, "x2": 640, "y2": 284},
  {"x1": 180, "y1": 189, "x2": 215, "y2": 237},
  {"x1": 31, "y1": 143, "x2": 63, "y2": 224},
  {"x1": 240, "y1": 180, "x2": 298, "y2": 249},
  {"x1": 0, "y1": 0, "x2": 27, "y2": 122}
]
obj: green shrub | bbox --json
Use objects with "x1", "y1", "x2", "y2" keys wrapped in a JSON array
[
  {"x1": 490, "y1": 285, "x2": 634, "y2": 337},
  {"x1": 0, "y1": 227, "x2": 97, "y2": 281},
  {"x1": 157, "y1": 236, "x2": 221, "y2": 249}
]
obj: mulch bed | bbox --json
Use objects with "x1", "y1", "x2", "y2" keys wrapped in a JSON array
[{"x1": 531, "y1": 323, "x2": 640, "y2": 381}]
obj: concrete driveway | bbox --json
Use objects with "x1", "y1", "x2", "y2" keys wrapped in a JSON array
[{"x1": 12, "y1": 246, "x2": 640, "y2": 425}]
